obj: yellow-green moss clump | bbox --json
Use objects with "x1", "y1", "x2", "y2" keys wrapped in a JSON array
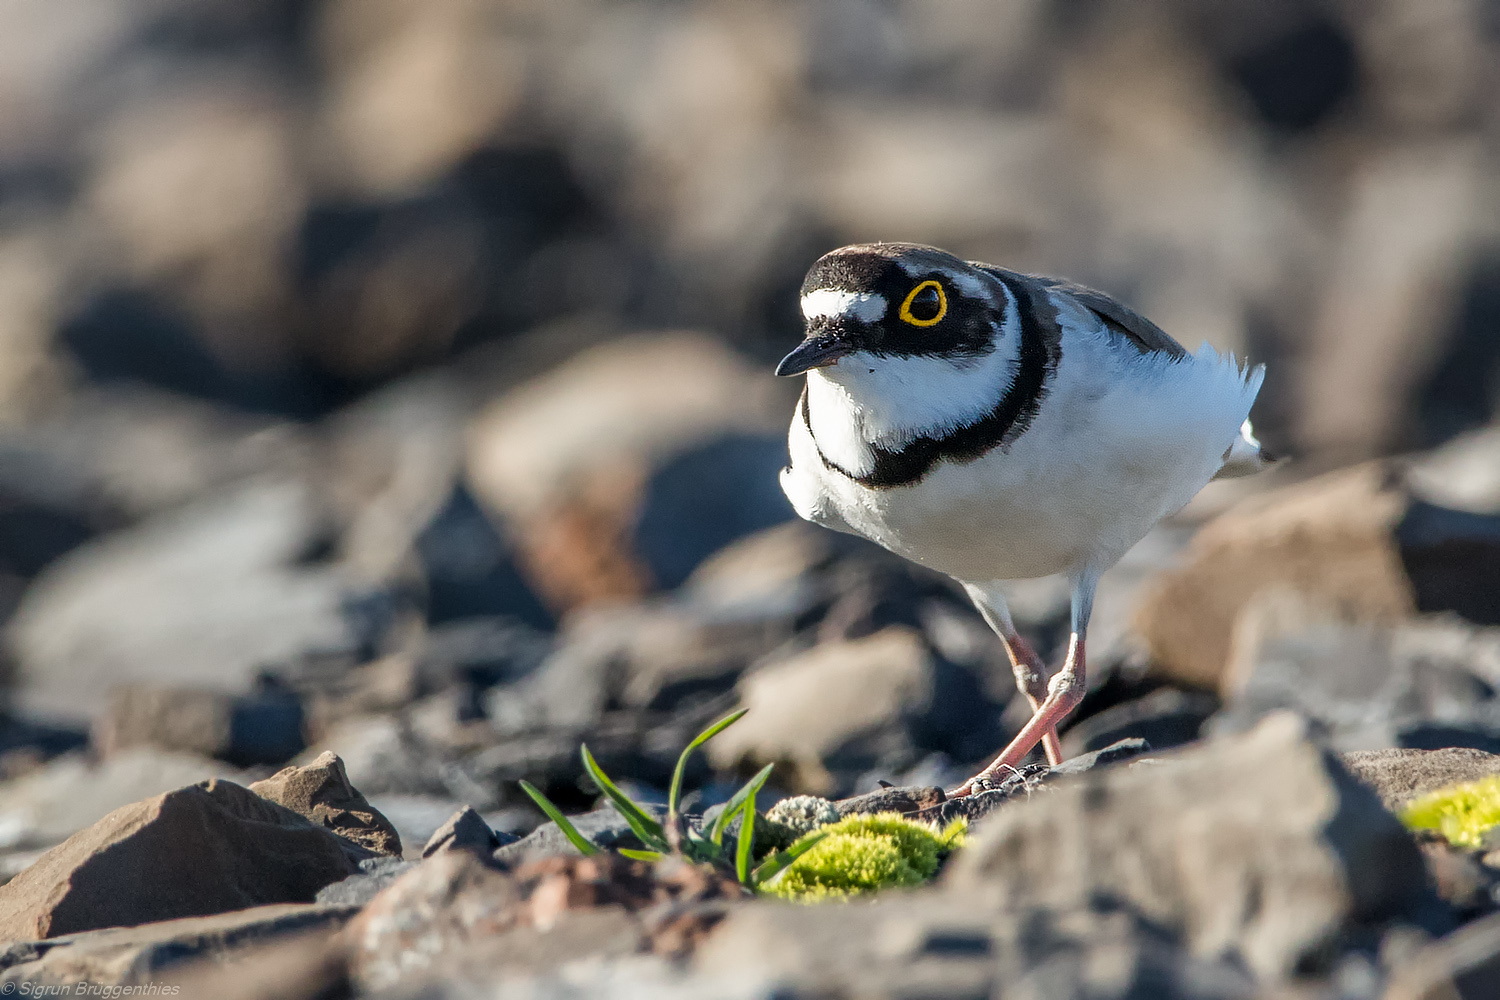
[
  {"x1": 1399, "y1": 774, "x2": 1500, "y2": 849},
  {"x1": 762, "y1": 813, "x2": 967, "y2": 901}
]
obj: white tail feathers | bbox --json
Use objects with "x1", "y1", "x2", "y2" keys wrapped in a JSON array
[{"x1": 1215, "y1": 418, "x2": 1278, "y2": 479}]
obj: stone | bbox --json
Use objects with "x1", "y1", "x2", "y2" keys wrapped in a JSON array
[
  {"x1": 344, "y1": 849, "x2": 696, "y2": 992},
  {"x1": 1048, "y1": 736, "x2": 1153, "y2": 776},
  {"x1": 423, "y1": 805, "x2": 500, "y2": 857},
  {"x1": 692, "y1": 885, "x2": 1259, "y2": 1000},
  {"x1": 7, "y1": 480, "x2": 384, "y2": 723},
  {"x1": 707, "y1": 626, "x2": 1003, "y2": 794},
  {"x1": 466, "y1": 332, "x2": 794, "y2": 609},
  {"x1": 92, "y1": 681, "x2": 304, "y2": 767},
  {"x1": 946, "y1": 713, "x2": 1433, "y2": 980},
  {"x1": 834, "y1": 785, "x2": 946, "y2": 818},
  {"x1": 494, "y1": 805, "x2": 658, "y2": 865},
  {"x1": 0, "y1": 779, "x2": 371, "y2": 939},
  {"x1": 1211, "y1": 608, "x2": 1500, "y2": 752},
  {"x1": 1137, "y1": 462, "x2": 1500, "y2": 692},
  {"x1": 162, "y1": 926, "x2": 349, "y2": 1000},
  {"x1": 0, "y1": 903, "x2": 355, "y2": 990},
  {"x1": 1134, "y1": 463, "x2": 1417, "y2": 690},
  {"x1": 1386, "y1": 910, "x2": 1500, "y2": 1000},
  {"x1": 0, "y1": 748, "x2": 248, "y2": 851},
  {"x1": 249, "y1": 751, "x2": 402, "y2": 857},
  {"x1": 1341, "y1": 747, "x2": 1500, "y2": 812},
  {"x1": 908, "y1": 740, "x2": 1150, "y2": 829},
  {"x1": 414, "y1": 484, "x2": 554, "y2": 629},
  {"x1": 1059, "y1": 687, "x2": 1218, "y2": 757},
  {"x1": 314, "y1": 855, "x2": 415, "y2": 907}
]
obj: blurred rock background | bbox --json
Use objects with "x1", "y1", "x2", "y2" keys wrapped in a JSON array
[{"x1": 2, "y1": 0, "x2": 1500, "y2": 864}]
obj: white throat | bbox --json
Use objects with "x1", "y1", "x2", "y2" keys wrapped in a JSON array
[{"x1": 804, "y1": 340, "x2": 1019, "y2": 475}]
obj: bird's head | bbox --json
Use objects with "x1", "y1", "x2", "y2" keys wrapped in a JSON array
[{"x1": 775, "y1": 243, "x2": 1014, "y2": 385}]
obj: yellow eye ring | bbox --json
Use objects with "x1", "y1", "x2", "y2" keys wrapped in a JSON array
[{"x1": 899, "y1": 280, "x2": 947, "y2": 327}]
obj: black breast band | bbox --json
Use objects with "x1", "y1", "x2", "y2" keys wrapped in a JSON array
[{"x1": 803, "y1": 273, "x2": 1062, "y2": 489}]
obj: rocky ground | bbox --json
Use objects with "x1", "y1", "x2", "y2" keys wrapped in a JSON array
[
  {"x1": 1, "y1": 333, "x2": 1500, "y2": 996},
  {"x1": 3, "y1": 0, "x2": 1500, "y2": 997}
]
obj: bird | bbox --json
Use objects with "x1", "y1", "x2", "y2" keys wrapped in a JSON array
[{"x1": 774, "y1": 242, "x2": 1272, "y2": 797}]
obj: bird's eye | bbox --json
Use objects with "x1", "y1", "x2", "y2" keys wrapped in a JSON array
[{"x1": 899, "y1": 280, "x2": 946, "y2": 326}]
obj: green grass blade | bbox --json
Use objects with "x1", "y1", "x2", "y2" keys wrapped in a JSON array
[
  {"x1": 735, "y1": 799, "x2": 755, "y2": 884},
  {"x1": 519, "y1": 780, "x2": 598, "y2": 857},
  {"x1": 618, "y1": 849, "x2": 666, "y2": 862},
  {"x1": 710, "y1": 764, "x2": 774, "y2": 846},
  {"x1": 667, "y1": 708, "x2": 748, "y2": 817},
  {"x1": 580, "y1": 745, "x2": 669, "y2": 852},
  {"x1": 751, "y1": 831, "x2": 828, "y2": 889}
]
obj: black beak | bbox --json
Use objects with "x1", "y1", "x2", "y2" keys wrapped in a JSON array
[{"x1": 775, "y1": 334, "x2": 853, "y2": 376}]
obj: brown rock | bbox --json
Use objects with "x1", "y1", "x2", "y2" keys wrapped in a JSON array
[
  {"x1": 834, "y1": 785, "x2": 946, "y2": 818},
  {"x1": 1135, "y1": 463, "x2": 1416, "y2": 690},
  {"x1": 0, "y1": 780, "x2": 370, "y2": 939},
  {"x1": 1341, "y1": 747, "x2": 1500, "y2": 812},
  {"x1": 250, "y1": 751, "x2": 401, "y2": 857}
]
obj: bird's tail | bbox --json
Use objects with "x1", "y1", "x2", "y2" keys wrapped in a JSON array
[{"x1": 1213, "y1": 363, "x2": 1277, "y2": 480}]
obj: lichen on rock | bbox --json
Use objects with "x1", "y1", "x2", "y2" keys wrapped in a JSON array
[
  {"x1": 1400, "y1": 774, "x2": 1500, "y2": 849},
  {"x1": 761, "y1": 813, "x2": 965, "y2": 902}
]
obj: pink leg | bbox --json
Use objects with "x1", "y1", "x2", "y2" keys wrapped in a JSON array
[
  {"x1": 950, "y1": 636, "x2": 1087, "y2": 797},
  {"x1": 1003, "y1": 632, "x2": 1063, "y2": 766}
]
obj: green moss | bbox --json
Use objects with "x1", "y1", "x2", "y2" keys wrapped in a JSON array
[
  {"x1": 762, "y1": 813, "x2": 966, "y2": 901},
  {"x1": 1399, "y1": 774, "x2": 1500, "y2": 849}
]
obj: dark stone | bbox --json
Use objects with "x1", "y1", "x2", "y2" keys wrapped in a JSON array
[
  {"x1": 1062, "y1": 687, "x2": 1217, "y2": 757},
  {"x1": 1398, "y1": 499, "x2": 1500, "y2": 625},
  {"x1": 315, "y1": 856, "x2": 417, "y2": 907},
  {"x1": 1224, "y1": 16, "x2": 1358, "y2": 133},
  {"x1": 1049, "y1": 737, "x2": 1152, "y2": 776},
  {"x1": 415, "y1": 484, "x2": 553, "y2": 629},
  {"x1": 631, "y1": 434, "x2": 795, "y2": 591},
  {"x1": 834, "y1": 785, "x2": 946, "y2": 817},
  {"x1": 423, "y1": 805, "x2": 501, "y2": 858}
]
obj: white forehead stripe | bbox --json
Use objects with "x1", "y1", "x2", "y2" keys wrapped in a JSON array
[{"x1": 801, "y1": 289, "x2": 887, "y2": 323}]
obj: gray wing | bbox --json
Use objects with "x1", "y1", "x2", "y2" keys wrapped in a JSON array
[{"x1": 1030, "y1": 275, "x2": 1189, "y2": 360}]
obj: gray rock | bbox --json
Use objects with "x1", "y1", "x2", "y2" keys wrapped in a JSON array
[
  {"x1": 833, "y1": 785, "x2": 946, "y2": 817},
  {"x1": 1342, "y1": 747, "x2": 1500, "y2": 812},
  {"x1": 947, "y1": 713, "x2": 1433, "y2": 980},
  {"x1": 494, "y1": 805, "x2": 659, "y2": 865},
  {"x1": 0, "y1": 903, "x2": 356, "y2": 990},
  {"x1": 1385, "y1": 910, "x2": 1500, "y2": 1000},
  {"x1": 93, "y1": 682, "x2": 304, "y2": 767},
  {"x1": 8, "y1": 480, "x2": 387, "y2": 723},
  {"x1": 1048, "y1": 736, "x2": 1153, "y2": 776},
  {"x1": 908, "y1": 739, "x2": 1151, "y2": 828},
  {"x1": 707, "y1": 626, "x2": 1004, "y2": 795},
  {"x1": 1212, "y1": 608, "x2": 1500, "y2": 752},
  {"x1": 424, "y1": 805, "x2": 501, "y2": 858},
  {"x1": 315, "y1": 856, "x2": 416, "y2": 906},
  {"x1": 1060, "y1": 687, "x2": 1218, "y2": 757}
]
